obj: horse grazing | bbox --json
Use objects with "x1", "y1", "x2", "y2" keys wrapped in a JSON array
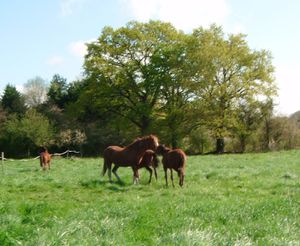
[
  {"x1": 136, "y1": 150, "x2": 159, "y2": 184},
  {"x1": 39, "y1": 147, "x2": 51, "y2": 171},
  {"x1": 156, "y1": 145, "x2": 186, "y2": 187},
  {"x1": 102, "y1": 135, "x2": 159, "y2": 184}
]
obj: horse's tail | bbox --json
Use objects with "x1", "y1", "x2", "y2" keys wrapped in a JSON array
[
  {"x1": 178, "y1": 152, "x2": 186, "y2": 187},
  {"x1": 179, "y1": 168, "x2": 185, "y2": 187},
  {"x1": 39, "y1": 154, "x2": 43, "y2": 167},
  {"x1": 102, "y1": 159, "x2": 108, "y2": 176}
]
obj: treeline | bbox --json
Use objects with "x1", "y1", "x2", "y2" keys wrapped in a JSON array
[{"x1": 1, "y1": 21, "x2": 298, "y2": 157}]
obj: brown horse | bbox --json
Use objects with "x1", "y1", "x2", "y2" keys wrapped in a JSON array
[
  {"x1": 136, "y1": 150, "x2": 159, "y2": 184},
  {"x1": 39, "y1": 147, "x2": 51, "y2": 171},
  {"x1": 156, "y1": 144, "x2": 186, "y2": 187},
  {"x1": 102, "y1": 135, "x2": 159, "y2": 183}
]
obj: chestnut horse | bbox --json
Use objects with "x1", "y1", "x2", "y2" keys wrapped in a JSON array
[
  {"x1": 39, "y1": 147, "x2": 51, "y2": 171},
  {"x1": 156, "y1": 145, "x2": 186, "y2": 187},
  {"x1": 102, "y1": 135, "x2": 159, "y2": 183},
  {"x1": 136, "y1": 150, "x2": 159, "y2": 184}
]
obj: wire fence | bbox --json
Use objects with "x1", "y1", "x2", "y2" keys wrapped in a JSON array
[
  {"x1": 0, "y1": 150, "x2": 81, "y2": 175},
  {"x1": 0, "y1": 150, "x2": 80, "y2": 162}
]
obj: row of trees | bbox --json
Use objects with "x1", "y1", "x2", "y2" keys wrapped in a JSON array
[{"x1": 1, "y1": 21, "x2": 298, "y2": 157}]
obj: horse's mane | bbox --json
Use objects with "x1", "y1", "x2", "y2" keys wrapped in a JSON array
[
  {"x1": 39, "y1": 146, "x2": 48, "y2": 154},
  {"x1": 125, "y1": 135, "x2": 157, "y2": 150}
]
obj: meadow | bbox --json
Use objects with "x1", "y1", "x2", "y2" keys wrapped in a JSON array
[{"x1": 0, "y1": 151, "x2": 300, "y2": 245}]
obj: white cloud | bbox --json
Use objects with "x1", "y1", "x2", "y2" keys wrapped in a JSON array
[
  {"x1": 47, "y1": 55, "x2": 64, "y2": 66},
  {"x1": 60, "y1": 0, "x2": 86, "y2": 16},
  {"x1": 275, "y1": 63, "x2": 300, "y2": 115},
  {"x1": 68, "y1": 39, "x2": 95, "y2": 58},
  {"x1": 122, "y1": 0, "x2": 230, "y2": 31},
  {"x1": 69, "y1": 41, "x2": 88, "y2": 58}
]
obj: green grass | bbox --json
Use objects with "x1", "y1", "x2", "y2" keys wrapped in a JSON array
[{"x1": 1, "y1": 151, "x2": 300, "y2": 245}]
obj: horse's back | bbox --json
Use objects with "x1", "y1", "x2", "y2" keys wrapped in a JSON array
[
  {"x1": 163, "y1": 148, "x2": 186, "y2": 169},
  {"x1": 103, "y1": 145, "x2": 128, "y2": 165},
  {"x1": 40, "y1": 151, "x2": 51, "y2": 163}
]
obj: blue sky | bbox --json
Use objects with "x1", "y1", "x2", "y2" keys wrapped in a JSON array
[{"x1": 1, "y1": 0, "x2": 299, "y2": 115}]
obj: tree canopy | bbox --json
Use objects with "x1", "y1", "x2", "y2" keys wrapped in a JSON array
[
  {"x1": 80, "y1": 21, "x2": 276, "y2": 151},
  {"x1": 0, "y1": 21, "x2": 281, "y2": 156}
]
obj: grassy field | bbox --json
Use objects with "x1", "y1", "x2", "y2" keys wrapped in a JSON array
[{"x1": 0, "y1": 151, "x2": 300, "y2": 245}]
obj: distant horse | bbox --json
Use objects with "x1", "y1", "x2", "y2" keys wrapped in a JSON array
[
  {"x1": 156, "y1": 145, "x2": 186, "y2": 187},
  {"x1": 102, "y1": 135, "x2": 159, "y2": 184},
  {"x1": 39, "y1": 147, "x2": 51, "y2": 171},
  {"x1": 136, "y1": 150, "x2": 159, "y2": 184}
]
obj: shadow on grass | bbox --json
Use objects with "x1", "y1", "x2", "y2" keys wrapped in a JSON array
[
  {"x1": 18, "y1": 168, "x2": 40, "y2": 173},
  {"x1": 79, "y1": 179, "x2": 129, "y2": 191}
]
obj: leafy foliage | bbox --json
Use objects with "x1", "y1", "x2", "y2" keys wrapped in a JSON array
[
  {"x1": 83, "y1": 21, "x2": 189, "y2": 134},
  {"x1": 0, "y1": 21, "x2": 290, "y2": 155},
  {"x1": 47, "y1": 74, "x2": 69, "y2": 108},
  {"x1": 1, "y1": 84, "x2": 26, "y2": 115},
  {"x1": 0, "y1": 109, "x2": 54, "y2": 156},
  {"x1": 190, "y1": 25, "x2": 276, "y2": 152}
]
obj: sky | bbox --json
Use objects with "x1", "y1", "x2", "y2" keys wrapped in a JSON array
[{"x1": 0, "y1": 0, "x2": 299, "y2": 115}]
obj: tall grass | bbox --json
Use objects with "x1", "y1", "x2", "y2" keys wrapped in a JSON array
[{"x1": 0, "y1": 151, "x2": 300, "y2": 245}]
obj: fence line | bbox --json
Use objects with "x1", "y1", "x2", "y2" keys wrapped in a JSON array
[
  {"x1": 0, "y1": 150, "x2": 80, "y2": 162},
  {"x1": 52, "y1": 150, "x2": 80, "y2": 157}
]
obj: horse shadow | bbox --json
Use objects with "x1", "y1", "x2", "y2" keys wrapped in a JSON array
[
  {"x1": 18, "y1": 167, "x2": 40, "y2": 173},
  {"x1": 79, "y1": 179, "x2": 129, "y2": 192}
]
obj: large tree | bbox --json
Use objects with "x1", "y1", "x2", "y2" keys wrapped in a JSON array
[
  {"x1": 156, "y1": 35, "x2": 200, "y2": 147},
  {"x1": 1, "y1": 84, "x2": 26, "y2": 115},
  {"x1": 191, "y1": 25, "x2": 276, "y2": 153},
  {"x1": 23, "y1": 76, "x2": 48, "y2": 107},
  {"x1": 83, "y1": 21, "x2": 186, "y2": 134},
  {"x1": 47, "y1": 74, "x2": 69, "y2": 108}
]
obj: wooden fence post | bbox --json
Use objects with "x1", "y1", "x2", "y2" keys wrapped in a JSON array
[{"x1": 1, "y1": 152, "x2": 4, "y2": 173}]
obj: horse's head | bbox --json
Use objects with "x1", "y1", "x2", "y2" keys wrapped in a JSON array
[
  {"x1": 156, "y1": 144, "x2": 170, "y2": 155},
  {"x1": 138, "y1": 135, "x2": 159, "y2": 151},
  {"x1": 39, "y1": 146, "x2": 48, "y2": 154},
  {"x1": 148, "y1": 134, "x2": 159, "y2": 150}
]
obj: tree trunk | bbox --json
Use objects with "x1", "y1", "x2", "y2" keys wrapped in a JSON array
[
  {"x1": 140, "y1": 116, "x2": 150, "y2": 136},
  {"x1": 171, "y1": 133, "x2": 178, "y2": 149},
  {"x1": 240, "y1": 135, "x2": 246, "y2": 153},
  {"x1": 262, "y1": 119, "x2": 271, "y2": 151},
  {"x1": 216, "y1": 138, "x2": 225, "y2": 154}
]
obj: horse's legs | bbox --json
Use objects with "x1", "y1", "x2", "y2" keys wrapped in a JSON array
[
  {"x1": 42, "y1": 161, "x2": 46, "y2": 171},
  {"x1": 107, "y1": 166, "x2": 112, "y2": 182},
  {"x1": 154, "y1": 168, "x2": 158, "y2": 181},
  {"x1": 179, "y1": 170, "x2": 184, "y2": 187},
  {"x1": 170, "y1": 169, "x2": 175, "y2": 187},
  {"x1": 132, "y1": 167, "x2": 139, "y2": 184},
  {"x1": 164, "y1": 167, "x2": 168, "y2": 187},
  {"x1": 103, "y1": 159, "x2": 113, "y2": 181},
  {"x1": 145, "y1": 166, "x2": 153, "y2": 184},
  {"x1": 112, "y1": 165, "x2": 121, "y2": 182}
]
